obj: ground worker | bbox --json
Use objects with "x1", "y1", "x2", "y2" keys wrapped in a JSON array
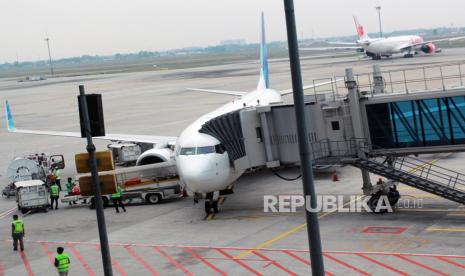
[
  {"x1": 65, "y1": 177, "x2": 76, "y2": 205},
  {"x1": 50, "y1": 182, "x2": 60, "y2": 210},
  {"x1": 11, "y1": 214, "x2": 25, "y2": 251},
  {"x1": 53, "y1": 167, "x2": 62, "y2": 190},
  {"x1": 111, "y1": 185, "x2": 126, "y2": 213},
  {"x1": 54, "y1": 247, "x2": 70, "y2": 276}
]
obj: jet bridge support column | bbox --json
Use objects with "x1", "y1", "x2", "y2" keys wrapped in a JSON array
[
  {"x1": 373, "y1": 64, "x2": 384, "y2": 94},
  {"x1": 346, "y1": 68, "x2": 373, "y2": 195},
  {"x1": 258, "y1": 106, "x2": 280, "y2": 168}
]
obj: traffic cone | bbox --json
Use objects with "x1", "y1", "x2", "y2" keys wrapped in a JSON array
[{"x1": 332, "y1": 170, "x2": 339, "y2": 182}]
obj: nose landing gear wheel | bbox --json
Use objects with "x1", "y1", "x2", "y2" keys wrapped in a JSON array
[{"x1": 205, "y1": 201, "x2": 212, "y2": 214}]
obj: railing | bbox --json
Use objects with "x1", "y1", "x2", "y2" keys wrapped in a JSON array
[
  {"x1": 311, "y1": 138, "x2": 465, "y2": 193},
  {"x1": 310, "y1": 138, "x2": 365, "y2": 162},
  {"x1": 363, "y1": 144, "x2": 465, "y2": 193},
  {"x1": 307, "y1": 62, "x2": 465, "y2": 98}
]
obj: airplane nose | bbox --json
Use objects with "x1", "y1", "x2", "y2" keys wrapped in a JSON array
[{"x1": 176, "y1": 156, "x2": 227, "y2": 193}]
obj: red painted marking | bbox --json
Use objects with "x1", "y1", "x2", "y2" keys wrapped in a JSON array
[
  {"x1": 324, "y1": 253, "x2": 371, "y2": 276},
  {"x1": 183, "y1": 247, "x2": 226, "y2": 276},
  {"x1": 253, "y1": 251, "x2": 298, "y2": 276},
  {"x1": 283, "y1": 250, "x2": 335, "y2": 276},
  {"x1": 362, "y1": 226, "x2": 407, "y2": 234},
  {"x1": 40, "y1": 242, "x2": 55, "y2": 264},
  {"x1": 396, "y1": 255, "x2": 448, "y2": 276},
  {"x1": 19, "y1": 251, "x2": 34, "y2": 276},
  {"x1": 68, "y1": 243, "x2": 95, "y2": 276},
  {"x1": 216, "y1": 248, "x2": 263, "y2": 276},
  {"x1": 95, "y1": 245, "x2": 127, "y2": 276},
  {"x1": 154, "y1": 246, "x2": 192, "y2": 275},
  {"x1": 357, "y1": 253, "x2": 409, "y2": 275},
  {"x1": 436, "y1": 256, "x2": 465, "y2": 270},
  {"x1": 125, "y1": 245, "x2": 159, "y2": 275},
  {"x1": 284, "y1": 250, "x2": 311, "y2": 265}
]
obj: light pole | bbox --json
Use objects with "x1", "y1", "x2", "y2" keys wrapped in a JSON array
[
  {"x1": 283, "y1": 0, "x2": 325, "y2": 275},
  {"x1": 376, "y1": 5, "x2": 383, "y2": 38},
  {"x1": 44, "y1": 37, "x2": 54, "y2": 77}
]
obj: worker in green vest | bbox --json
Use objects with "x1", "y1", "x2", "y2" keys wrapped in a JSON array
[
  {"x1": 111, "y1": 185, "x2": 126, "y2": 213},
  {"x1": 11, "y1": 214, "x2": 25, "y2": 251},
  {"x1": 50, "y1": 182, "x2": 60, "y2": 210},
  {"x1": 54, "y1": 247, "x2": 70, "y2": 276},
  {"x1": 65, "y1": 177, "x2": 77, "y2": 205},
  {"x1": 53, "y1": 167, "x2": 62, "y2": 190}
]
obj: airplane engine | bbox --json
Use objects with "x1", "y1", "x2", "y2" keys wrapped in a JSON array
[
  {"x1": 136, "y1": 148, "x2": 173, "y2": 165},
  {"x1": 421, "y1": 42, "x2": 436, "y2": 54}
]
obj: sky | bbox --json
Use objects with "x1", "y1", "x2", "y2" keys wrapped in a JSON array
[{"x1": 2, "y1": 0, "x2": 465, "y2": 63}]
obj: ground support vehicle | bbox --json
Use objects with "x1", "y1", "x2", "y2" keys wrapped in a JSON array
[
  {"x1": 62, "y1": 162, "x2": 182, "y2": 208},
  {"x1": 15, "y1": 180, "x2": 49, "y2": 213}
]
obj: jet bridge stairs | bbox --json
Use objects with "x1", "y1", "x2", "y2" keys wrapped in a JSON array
[{"x1": 316, "y1": 142, "x2": 465, "y2": 205}]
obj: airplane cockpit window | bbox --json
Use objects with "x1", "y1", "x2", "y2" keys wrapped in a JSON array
[
  {"x1": 180, "y1": 147, "x2": 196, "y2": 155},
  {"x1": 197, "y1": 146, "x2": 216, "y2": 154}
]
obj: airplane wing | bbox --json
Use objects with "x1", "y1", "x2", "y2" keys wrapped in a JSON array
[
  {"x1": 4, "y1": 100, "x2": 177, "y2": 144},
  {"x1": 186, "y1": 88, "x2": 247, "y2": 96},
  {"x1": 280, "y1": 78, "x2": 345, "y2": 96},
  {"x1": 300, "y1": 46, "x2": 361, "y2": 51}
]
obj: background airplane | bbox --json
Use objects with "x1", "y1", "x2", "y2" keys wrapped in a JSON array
[
  {"x1": 302, "y1": 16, "x2": 465, "y2": 60},
  {"x1": 5, "y1": 13, "x2": 340, "y2": 216}
]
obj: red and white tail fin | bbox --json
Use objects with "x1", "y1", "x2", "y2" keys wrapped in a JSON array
[{"x1": 353, "y1": 16, "x2": 369, "y2": 41}]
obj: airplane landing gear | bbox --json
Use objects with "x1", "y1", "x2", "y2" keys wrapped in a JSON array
[
  {"x1": 204, "y1": 191, "x2": 221, "y2": 217},
  {"x1": 404, "y1": 53, "x2": 414, "y2": 58}
]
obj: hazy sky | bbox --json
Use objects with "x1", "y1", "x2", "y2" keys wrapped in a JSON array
[{"x1": 2, "y1": 0, "x2": 465, "y2": 63}]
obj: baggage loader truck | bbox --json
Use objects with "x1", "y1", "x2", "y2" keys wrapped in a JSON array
[{"x1": 61, "y1": 161, "x2": 182, "y2": 208}]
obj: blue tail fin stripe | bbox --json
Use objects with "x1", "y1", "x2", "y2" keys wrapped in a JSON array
[
  {"x1": 260, "y1": 12, "x2": 269, "y2": 89},
  {"x1": 6, "y1": 100, "x2": 16, "y2": 131}
]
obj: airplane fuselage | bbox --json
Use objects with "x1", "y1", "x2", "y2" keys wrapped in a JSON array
[
  {"x1": 359, "y1": 35, "x2": 425, "y2": 56},
  {"x1": 175, "y1": 88, "x2": 282, "y2": 194}
]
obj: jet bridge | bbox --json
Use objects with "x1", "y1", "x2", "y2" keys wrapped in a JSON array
[{"x1": 200, "y1": 62, "x2": 465, "y2": 205}]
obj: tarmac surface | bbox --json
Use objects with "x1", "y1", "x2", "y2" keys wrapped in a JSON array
[{"x1": 1, "y1": 49, "x2": 465, "y2": 275}]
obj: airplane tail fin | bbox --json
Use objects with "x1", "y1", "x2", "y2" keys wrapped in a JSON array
[
  {"x1": 353, "y1": 16, "x2": 370, "y2": 41},
  {"x1": 5, "y1": 100, "x2": 16, "y2": 132},
  {"x1": 257, "y1": 12, "x2": 270, "y2": 90}
]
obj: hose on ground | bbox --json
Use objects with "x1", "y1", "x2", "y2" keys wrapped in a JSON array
[{"x1": 270, "y1": 168, "x2": 302, "y2": 181}]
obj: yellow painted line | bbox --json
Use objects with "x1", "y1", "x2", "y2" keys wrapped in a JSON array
[
  {"x1": 406, "y1": 194, "x2": 440, "y2": 199},
  {"x1": 426, "y1": 227, "x2": 465, "y2": 232},
  {"x1": 234, "y1": 196, "x2": 362, "y2": 259}
]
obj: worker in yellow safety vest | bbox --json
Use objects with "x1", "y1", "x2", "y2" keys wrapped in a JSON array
[
  {"x1": 53, "y1": 167, "x2": 62, "y2": 190},
  {"x1": 54, "y1": 247, "x2": 70, "y2": 276},
  {"x1": 50, "y1": 182, "x2": 60, "y2": 210},
  {"x1": 11, "y1": 214, "x2": 25, "y2": 251},
  {"x1": 111, "y1": 185, "x2": 126, "y2": 213}
]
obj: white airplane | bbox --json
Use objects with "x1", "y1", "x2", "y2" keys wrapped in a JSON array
[
  {"x1": 5, "y1": 13, "x2": 339, "y2": 215},
  {"x1": 302, "y1": 16, "x2": 465, "y2": 60}
]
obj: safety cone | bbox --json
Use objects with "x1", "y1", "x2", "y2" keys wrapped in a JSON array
[{"x1": 332, "y1": 170, "x2": 339, "y2": 182}]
